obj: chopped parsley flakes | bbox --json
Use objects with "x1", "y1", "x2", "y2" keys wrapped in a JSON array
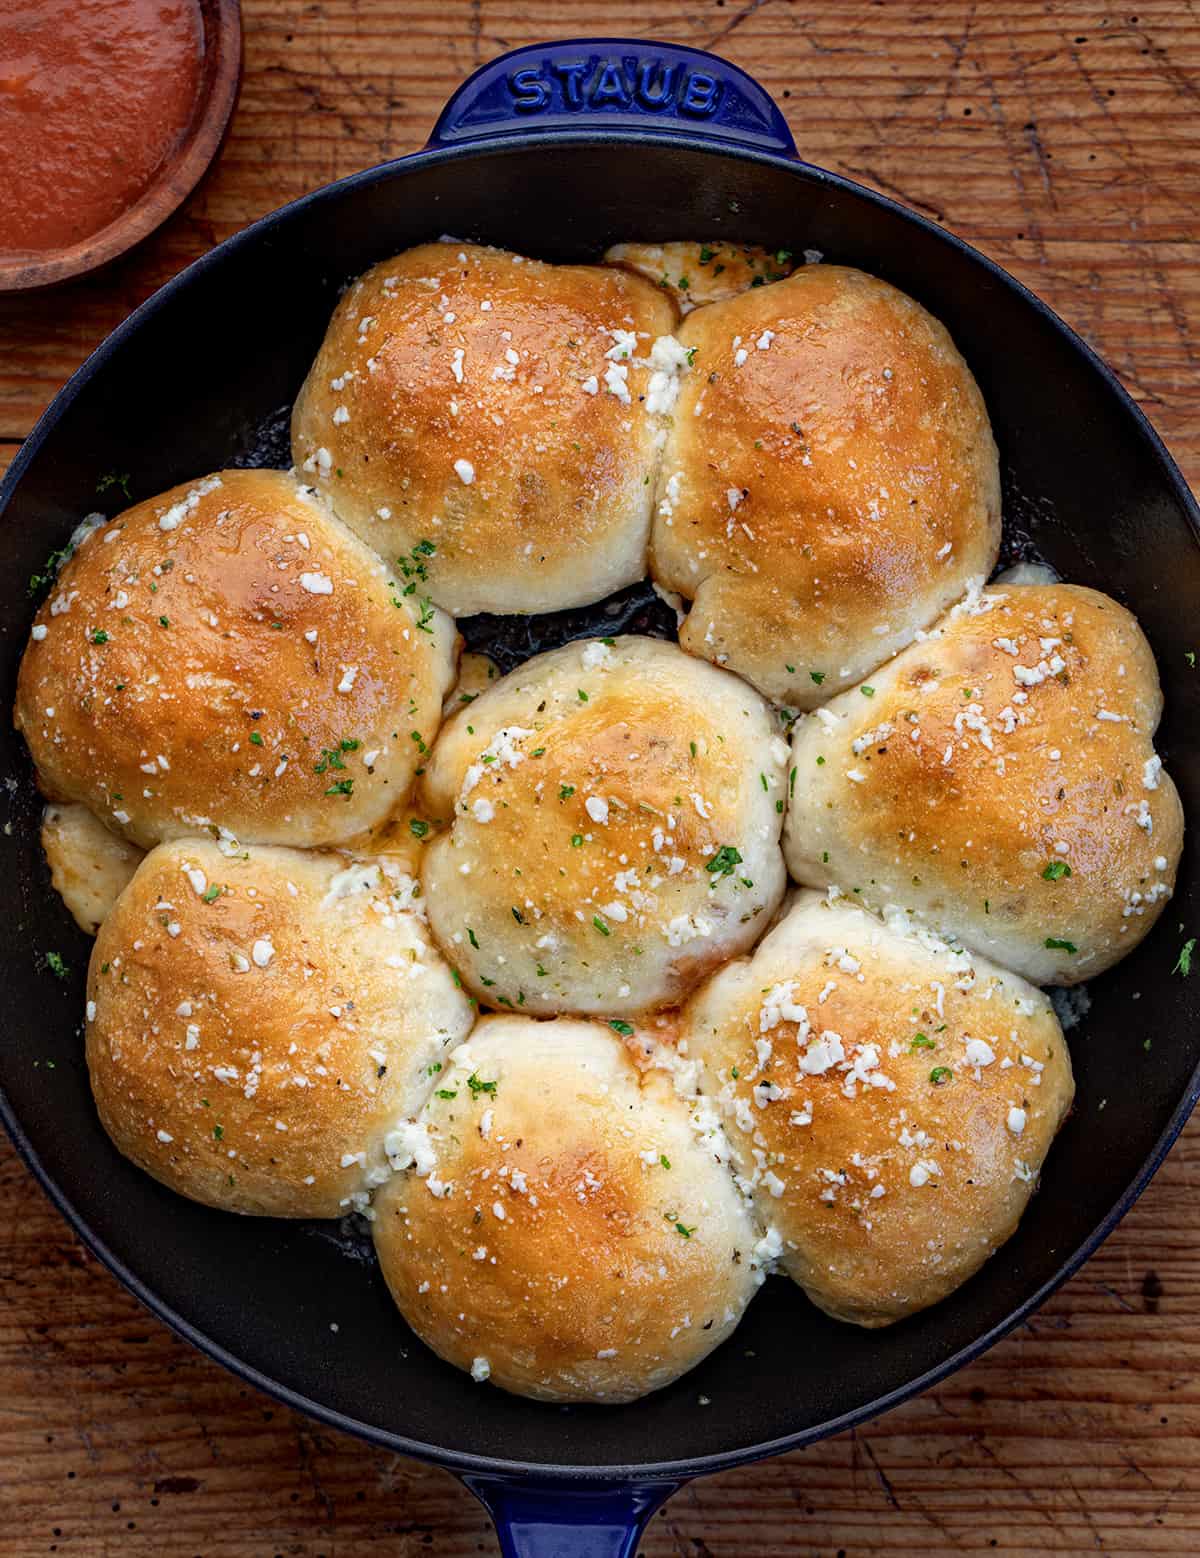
[
  {"x1": 28, "y1": 543, "x2": 75, "y2": 597},
  {"x1": 96, "y1": 471, "x2": 131, "y2": 499},
  {"x1": 705, "y1": 845, "x2": 743, "y2": 882},
  {"x1": 397, "y1": 539, "x2": 436, "y2": 587}
]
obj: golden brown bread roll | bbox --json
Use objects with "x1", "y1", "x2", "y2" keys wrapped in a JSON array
[
  {"x1": 680, "y1": 892, "x2": 1074, "y2": 1327},
  {"x1": 372, "y1": 1016, "x2": 766, "y2": 1401},
  {"x1": 650, "y1": 265, "x2": 1001, "y2": 706},
  {"x1": 86, "y1": 839, "x2": 475, "y2": 1218},
  {"x1": 41, "y1": 802, "x2": 144, "y2": 934},
  {"x1": 783, "y1": 583, "x2": 1183, "y2": 984},
  {"x1": 291, "y1": 242, "x2": 679, "y2": 616},
  {"x1": 442, "y1": 649, "x2": 499, "y2": 719},
  {"x1": 418, "y1": 636, "x2": 788, "y2": 1017},
  {"x1": 15, "y1": 468, "x2": 456, "y2": 851}
]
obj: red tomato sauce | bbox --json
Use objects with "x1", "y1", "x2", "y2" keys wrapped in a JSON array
[{"x1": 0, "y1": 0, "x2": 204, "y2": 256}]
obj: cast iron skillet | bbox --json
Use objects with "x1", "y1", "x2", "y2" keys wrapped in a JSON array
[{"x1": 2, "y1": 39, "x2": 1198, "y2": 1557}]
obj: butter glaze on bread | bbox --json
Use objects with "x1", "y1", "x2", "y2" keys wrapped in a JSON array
[
  {"x1": 419, "y1": 636, "x2": 788, "y2": 1017},
  {"x1": 651, "y1": 265, "x2": 1001, "y2": 706},
  {"x1": 15, "y1": 468, "x2": 456, "y2": 850},
  {"x1": 86, "y1": 840, "x2": 474, "y2": 1218},
  {"x1": 783, "y1": 583, "x2": 1183, "y2": 985},
  {"x1": 291, "y1": 242, "x2": 679, "y2": 616},
  {"x1": 373, "y1": 1016, "x2": 765, "y2": 1401},
  {"x1": 681, "y1": 892, "x2": 1074, "y2": 1327}
]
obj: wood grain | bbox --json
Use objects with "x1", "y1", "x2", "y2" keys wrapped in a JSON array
[{"x1": 2, "y1": 2, "x2": 1199, "y2": 1552}]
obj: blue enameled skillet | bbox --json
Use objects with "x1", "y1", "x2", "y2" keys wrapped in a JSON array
[{"x1": 1, "y1": 39, "x2": 1198, "y2": 1557}]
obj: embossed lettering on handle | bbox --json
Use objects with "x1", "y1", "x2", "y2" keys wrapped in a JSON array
[
  {"x1": 505, "y1": 57, "x2": 722, "y2": 119},
  {"x1": 428, "y1": 39, "x2": 796, "y2": 156}
]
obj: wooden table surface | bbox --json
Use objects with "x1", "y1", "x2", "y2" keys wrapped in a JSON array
[{"x1": 2, "y1": 2, "x2": 1199, "y2": 1552}]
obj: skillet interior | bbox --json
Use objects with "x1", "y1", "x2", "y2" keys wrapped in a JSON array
[{"x1": 1, "y1": 134, "x2": 1198, "y2": 1478}]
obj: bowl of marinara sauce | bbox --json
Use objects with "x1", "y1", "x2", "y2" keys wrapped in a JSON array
[{"x1": 0, "y1": 0, "x2": 241, "y2": 291}]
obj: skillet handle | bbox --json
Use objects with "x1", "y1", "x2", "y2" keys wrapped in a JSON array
[
  {"x1": 462, "y1": 1473, "x2": 682, "y2": 1557},
  {"x1": 427, "y1": 39, "x2": 796, "y2": 156}
]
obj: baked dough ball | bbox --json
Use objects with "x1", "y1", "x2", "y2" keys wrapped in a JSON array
[
  {"x1": 372, "y1": 1016, "x2": 765, "y2": 1402},
  {"x1": 291, "y1": 242, "x2": 679, "y2": 616},
  {"x1": 784, "y1": 583, "x2": 1183, "y2": 985},
  {"x1": 681, "y1": 892, "x2": 1074, "y2": 1327},
  {"x1": 651, "y1": 265, "x2": 1001, "y2": 706},
  {"x1": 604, "y1": 240, "x2": 796, "y2": 311},
  {"x1": 419, "y1": 636, "x2": 788, "y2": 1017},
  {"x1": 442, "y1": 650, "x2": 499, "y2": 718},
  {"x1": 42, "y1": 803, "x2": 144, "y2": 935},
  {"x1": 86, "y1": 839, "x2": 474, "y2": 1218},
  {"x1": 15, "y1": 468, "x2": 456, "y2": 850}
]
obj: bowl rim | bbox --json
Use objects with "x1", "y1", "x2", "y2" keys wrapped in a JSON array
[
  {"x1": 2, "y1": 126, "x2": 1199, "y2": 1484},
  {"x1": 0, "y1": 0, "x2": 243, "y2": 294}
]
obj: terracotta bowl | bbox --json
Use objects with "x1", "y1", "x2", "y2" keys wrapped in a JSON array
[{"x1": 0, "y1": 0, "x2": 242, "y2": 293}]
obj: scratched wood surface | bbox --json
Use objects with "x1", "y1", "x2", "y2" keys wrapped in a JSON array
[{"x1": 2, "y1": 2, "x2": 1199, "y2": 1553}]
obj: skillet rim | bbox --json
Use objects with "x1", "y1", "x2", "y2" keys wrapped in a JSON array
[{"x1": 2, "y1": 127, "x2": 1199, "y2": 1484}]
